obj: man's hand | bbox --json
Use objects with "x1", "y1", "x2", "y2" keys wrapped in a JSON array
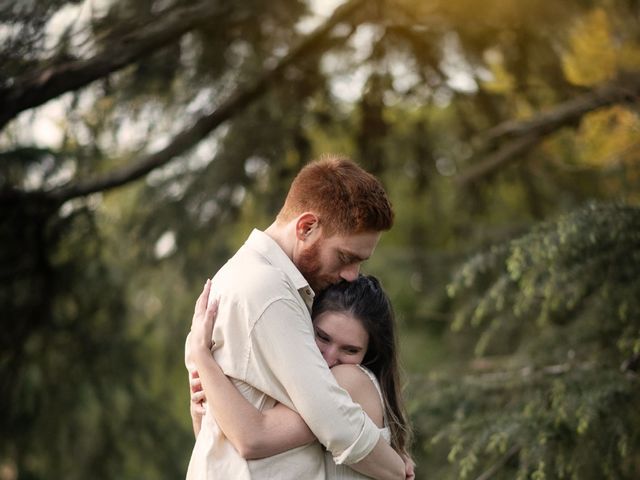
[
  {"x1": 189, "y1": 369, "x2": 205, "y2": 437},
  {"x1": 402, "y1": 453, "x2": 416, "y2": 480},
  {"x1": 190, "y1": 370, "x2": 206, "y2": 415}
]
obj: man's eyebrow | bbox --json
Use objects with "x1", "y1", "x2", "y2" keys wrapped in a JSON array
[{"x1": 340, "y1": 249, "x2": 367, "y2": 262}]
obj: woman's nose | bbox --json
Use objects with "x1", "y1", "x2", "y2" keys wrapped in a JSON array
[{"x1": 322, "y1": 345, "x2": 340, "y2": 367}]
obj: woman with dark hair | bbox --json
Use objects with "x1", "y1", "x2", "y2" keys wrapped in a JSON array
[{"x1": 189, "y1": 275, "x2": 413, "y2": 479}]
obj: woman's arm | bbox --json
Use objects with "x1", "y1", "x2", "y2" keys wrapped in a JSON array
[{"x1": 190, "y1": 280, "x2": 315, "y2": 458}]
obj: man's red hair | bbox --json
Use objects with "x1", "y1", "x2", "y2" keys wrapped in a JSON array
[{"x1": 277, "y1": 155, "x2": 394, "y2": 235}]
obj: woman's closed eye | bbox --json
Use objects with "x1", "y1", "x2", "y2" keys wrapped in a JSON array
[
  {"x1": 315, "y1": 330, "x2": 330, "y2": 342},
  {"x1": 344, "y1": 347, "x2": 361, "y2": 355}
]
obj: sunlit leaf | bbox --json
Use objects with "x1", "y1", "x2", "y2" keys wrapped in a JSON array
[{"x1": 562, "y1": 9, "x2": 616, "y2": 86}]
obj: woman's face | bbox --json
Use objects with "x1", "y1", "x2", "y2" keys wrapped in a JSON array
[{"x1": 313, "y1": 311, "x2": 369, "y2": 368}]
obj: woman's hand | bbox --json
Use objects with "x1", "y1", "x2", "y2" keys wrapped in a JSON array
[
  {"x1": 188, "y1": 279, "x2": 218, "y2": 436},
  {"x1": 190, "y1": 279, "x2": 219, "y2": 356}
]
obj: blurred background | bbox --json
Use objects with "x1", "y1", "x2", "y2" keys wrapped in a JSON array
[{"x1": 1, "y1": 0, "x2": 639, "y2": 478}]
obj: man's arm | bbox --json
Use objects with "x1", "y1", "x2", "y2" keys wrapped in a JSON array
[
  {"x1": 350, "y1": 438, "x2": 406, "y2": 480},
  {"x1": 191, "y1": 352, "x2": 406, "y2": 475},
  {"x1": 249, "y1": 299, "x2": 405, "y2": 480}
]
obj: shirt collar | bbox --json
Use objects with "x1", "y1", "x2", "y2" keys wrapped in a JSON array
[{"x1": 244, "y1": 229, "x2": 315, "y2": 309}]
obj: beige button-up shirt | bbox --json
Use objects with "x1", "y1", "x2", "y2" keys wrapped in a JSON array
[{"x1": 185, "y1": 229, "x2": 381, "y2": 480}]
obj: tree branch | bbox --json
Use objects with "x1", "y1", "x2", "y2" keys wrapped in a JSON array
[
  {"x1": 483, "y1": 77, "x2": 640, "y2": 142},
  {"x1": 473, "y1": 445, "x2": 521, "y2": 480},
  {"x1": 0, "y1": 0, "x2": 231, "y2": 130},
  {"x1": 456, "y1": 73, "x2": 640, "y2": 187},
  {"x1": 455, "y1": 133, "x2": 542, "y2": 187},
  {"x1": 44, "y1": 0, "x2": 365, "y2": 204}
]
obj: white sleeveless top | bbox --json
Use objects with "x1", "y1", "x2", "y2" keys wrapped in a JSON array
[{"x1": 324, "y1": 365, "x2": 391, "y2": 479}]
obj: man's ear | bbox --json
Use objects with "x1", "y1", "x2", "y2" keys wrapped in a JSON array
[{"x1": 295, "y1": 212, "x2": 320, "y2": 241}]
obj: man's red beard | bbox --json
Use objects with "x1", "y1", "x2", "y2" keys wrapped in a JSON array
[{"x1": 297, "y1": 240, "x2": 335, "y2": 293}]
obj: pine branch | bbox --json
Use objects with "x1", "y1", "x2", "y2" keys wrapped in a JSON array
[
  {"x1": 456, "y1": 73, "x2": 640, "y2": 187},
  {"x1": 7, "y1": 0, "x2": 365, "y2": 205},
  {"x1": 0, "y1": 0, "x2": 231, "y2": 130},
  {"x1": 473, "y1": 445, "x2": 520, "y2": 480}
]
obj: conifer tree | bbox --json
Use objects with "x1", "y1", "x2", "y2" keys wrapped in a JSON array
[{"x1": 412, "y1": 203, "x2": 640, "y2": 479}]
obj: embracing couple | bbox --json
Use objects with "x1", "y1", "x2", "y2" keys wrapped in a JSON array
[{"x1": 184, "y1": 155, "x2": 415, "y2": 479}]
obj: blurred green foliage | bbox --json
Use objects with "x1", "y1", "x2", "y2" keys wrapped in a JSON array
[{"x1": 427, "y1": 203, "x2": 640, "y2": 479}]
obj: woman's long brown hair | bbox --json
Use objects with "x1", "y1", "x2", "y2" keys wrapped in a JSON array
[{"x1": 312, "y1": 275, "x2": 412, "y2": 456}]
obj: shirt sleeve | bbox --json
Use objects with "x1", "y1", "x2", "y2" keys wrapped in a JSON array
[{"x1": 247, "y1": 298, "x2": 381, "y2": 465}]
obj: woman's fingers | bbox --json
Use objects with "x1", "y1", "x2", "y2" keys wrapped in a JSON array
[
  {"x1": 191, "y1": 279, "x2": 211, "y2": 334},
  {"x1": 194, "y1": 279, "x2": 212, "y2": 318},
  {"x1": 195, "y1": 282, "x2": 206, "y2": 310},
  {"x1": 191, "y1": 280, "x2": 217, "y2": 352},
  {"x1": 205, "y1": 298, "x2": 219, "y2": 323}
]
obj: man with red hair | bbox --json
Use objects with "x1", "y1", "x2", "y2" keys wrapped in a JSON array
[{"x1": 185, "y1": 155, "x2": 407, "y2": 479}]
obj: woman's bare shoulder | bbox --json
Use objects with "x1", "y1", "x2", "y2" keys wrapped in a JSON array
[{"x1": 330, "y1": 364, "x2": 384, "y2": 427}]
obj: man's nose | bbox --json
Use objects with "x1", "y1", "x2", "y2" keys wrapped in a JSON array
[{"x1": 340, "y1": 263, "x2": 360, "y2": 282}]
